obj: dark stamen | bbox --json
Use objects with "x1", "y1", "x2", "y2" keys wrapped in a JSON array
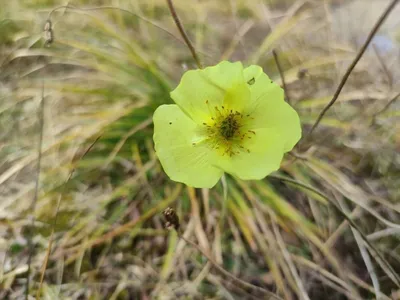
[{"x1": 219, "y1": 113, "x2": 239, "y2": 140}]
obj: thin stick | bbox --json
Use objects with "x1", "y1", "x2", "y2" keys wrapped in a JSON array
[
  {"x1": 48, "y1": 4, "x2": 207, "y2": 65},
  {"x1": 25, "y1": 80, "x2": 45, "y2": 300},
  {"x1": 47, "y1": 5, "x2": 184, "y2": 47},
  {"x1": 166, "y1": 0, "x2": 203, "y2": 69},
  {"x1": 178, "y1": 233, "x2": 282, "y2": 299},
  {"x1": 270, "y1": 174, "x2": 400, "y2": 287},
  {"x1": 36, "y1": 134, "x2": 102, "y2": 299},
  {"x1": 272, "y1": 49, "x2": 290, "y2": 104},
  {"x1": 372, "y1": 43, "x2": 393, "y2": 88},
  {"x1": 309, "y1": 0, "x2": 399, "y2": 135},
  {"x1": 271, "y1": 217, "x2": 310, "y2": 300},
  {"x1": 338, "y1": 199, "x2": 381, "y2": 300},
  {"x1": 372, "y1": 91, "x2": 400, "y2": 118}
]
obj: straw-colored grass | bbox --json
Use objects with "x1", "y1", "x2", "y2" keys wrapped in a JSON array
[{"x1": 1, "y1": 0, "x2": 399, "y2": 299}]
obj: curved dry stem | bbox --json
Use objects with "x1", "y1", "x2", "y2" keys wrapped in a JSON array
[
  {"x1": 372, "y1": 43, "x2": 393, "y2": 88},
  {"x1": 25, "y1": 80, "x2": 45, "y2": 300},
  {"x1": 165, "y1": 0, "x2": 203, "y2": 69},
  {"x1": 309, "y1": 0, "x2": 399, "y2": 136},
  {"x1": 178, "y1": 233, "x2": 283, "y2": 299},
  {"x1": 272, "y1": 49, "x2": 290, "y2": 104},
  {"x1": 372, "y1": 91, "x2": 400, "y2": 118},
  {"x1": 47, "y1": 4, "x2": 185, "y2": 46},
  {"x1": 36, "y1": 134, "x2": 102, "y2": 299},
  {"x1": 270, "y1": 174, "x2": 400, "y2": 287}
]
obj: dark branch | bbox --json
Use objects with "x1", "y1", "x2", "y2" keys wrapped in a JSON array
[
  {"x1": 162, "y1": 207, "x2": 283, "y2": 299},
  {"x1": 166, "y1": 0, "x2": 203, "y2": 69},
  {"x1": 372, "y1": 43, "x2": 393, "y2": 88},
  {"x1": 309, "y1": 0, "x2": 399, "y2": 135},
  {"x1": 178, "y1": 233, "x2": 283, "y2": 299},
  {"x1": 272, "y1": 49, "x2": 290, "y2": 104},
  {"x1": 373, "y1": 91, "x2": 400, "y2": 118}
]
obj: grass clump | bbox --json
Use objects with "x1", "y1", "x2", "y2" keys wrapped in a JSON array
[{"x1": 0, "y1": 0, "x2": 399, "y2": 299}]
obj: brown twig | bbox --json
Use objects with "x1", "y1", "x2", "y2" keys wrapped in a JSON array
[
  {"x1": 272, "y1": 49, "x2": 290, "y2": 104},
  {"x1": 166, "y1": 0, "x2": 203, "y2": 69},
  {"x1": 308, "y1": 0, "x2": 399, "y2": 136},
  {"x1": 372, "y1": 91, "x2": 400, "y2": 118},
  {"x1": 372, "y1": 43, "x2": 393, "y2": 88},
  {"x1": 47, "y1": 5, "x2": 195, "y2": 51},
  {"x1": 161, "y1": 208, "x2": 280, "y2": 298},
  {"x1": 178, "y1": 233, "x2": 282, "y2": 299}
]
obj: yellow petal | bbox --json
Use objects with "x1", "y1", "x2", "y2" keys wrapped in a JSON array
[
  {"x1": 153, "y1": 104, "x2": 223, "y2": 188},
  {"x1": 170, "y1": 61, "x2": 250, "y2": 124},
  {"x1": 213, "y1": 128, "x2": 285, "y2": 180},
  {"x1": 243, "y1": 65, "x2": 301, "y2": 152}
]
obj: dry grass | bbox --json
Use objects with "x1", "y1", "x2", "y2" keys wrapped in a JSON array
[{"x1": 1, "y1": 0, "x2": 399, "y2": 299}]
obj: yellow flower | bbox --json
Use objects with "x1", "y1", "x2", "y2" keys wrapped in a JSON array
[{"x1": 153, "y1": 61, "x2": 301, "y2": 188}]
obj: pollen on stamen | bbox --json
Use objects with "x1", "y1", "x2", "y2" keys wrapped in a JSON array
[{"x1": 202, "y1": 106, "x2": 255, "y2": 157}]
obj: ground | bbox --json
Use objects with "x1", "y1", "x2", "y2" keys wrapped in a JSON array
[{"x1": 0, "y1": 0, "x2": 400, "y2": 299}]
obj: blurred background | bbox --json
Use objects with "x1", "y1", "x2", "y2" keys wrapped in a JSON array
[{"x1": 1, "y1": 0, "x2": 400, "y2": 299}]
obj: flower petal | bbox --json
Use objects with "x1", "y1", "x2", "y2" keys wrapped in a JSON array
[
  {"x1": 243, "y1": 65, "x2": 301, "y2": 152},
  {"x1": 153, "y1": 104, "x2": 223, "y2": 188},
  {"x1": 170, "y1": 61, "x2": 250, "y2": 124},
  {"x1": 213, "y1": 128, "x2": 285, "y2": 180}
]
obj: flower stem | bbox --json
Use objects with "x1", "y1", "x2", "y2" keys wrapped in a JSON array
[
  {"x1": 166, "y1": 0, "x2": 203, "y2": 69},
  {"x1": 272, "y1": 49, "x2": 290, "y2": 104}
]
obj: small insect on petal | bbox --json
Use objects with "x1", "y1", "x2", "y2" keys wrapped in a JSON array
[{"x1": 247, "y1": 77, "x2": 255, "y2": 85}]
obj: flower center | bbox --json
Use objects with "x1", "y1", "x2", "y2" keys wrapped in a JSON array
[
  {"x1": 219, "y1": 114, "x2": 239, "y2": 140},
  {"x1": 192, "y1": 101, "x2": 256, "y2": 157}
]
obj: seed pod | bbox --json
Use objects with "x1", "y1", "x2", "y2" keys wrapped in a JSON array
[
  {"x1": 163, "y1": 207, "x2": 180, "y2": 231},
  {"x1": 43, "y1": 19, "x2": 53, "y2": 46}
]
